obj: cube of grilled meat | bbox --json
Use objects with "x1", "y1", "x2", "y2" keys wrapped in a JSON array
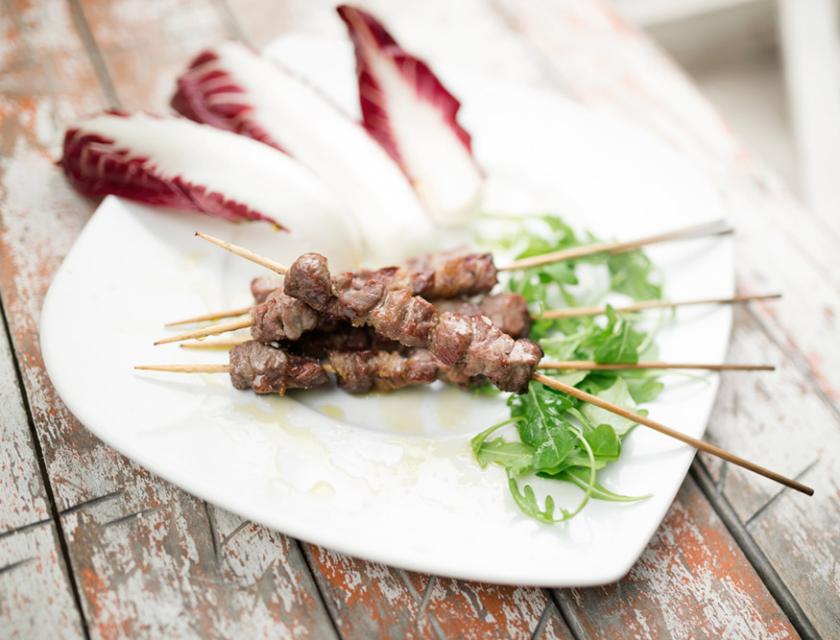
[
  {"x1": 430, "y1": 313, "x2": 542, "y2": 393},
  {"x1": 254, "y1": 249, "x2": 495, "y2": 307},
  {"x1": 287, "y1": 253, "x2": 438, "y2": 345},
  {"x1": 251, "y1": 290, "x2": 340, "y2": 343},
  {"x1": 435, "y1": 293, "x2": 531, "y2": 339},
  {"x1": 251, "y1": 276, "x2": 283, "y2": 304},
  {"x1": 403, "y1": 250, "x2": 497, "y2": 299},
  {"x1": 285, "y1": 253, "x2": 543, "y2": 393},
  {"x1": 328, "y1": 349, "x2": 439, "y2": 393},
  {"x1": 229, "y1": 340, "x2": 328, "y2": 395}
]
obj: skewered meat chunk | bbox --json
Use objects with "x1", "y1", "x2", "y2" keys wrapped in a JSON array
[
  {"x1": 251, "y1": 276, "x2": 282, "y2": 303},
  {"x1": 250, "y1": 290, "x2": 340, "y2": 343},
  {"x1": 250, "y1": 249, "x2": 497, "y2": 309},
  {"x1": 403, "y1": 250, "x2": 497, "y2": 299},
  {"x1": 328, "y1": 349, "x2": 439, "y2": 393},
  {"x1": 229, "y1": 340, "x2": 328, "y2": 394},
  {"x1": 284, "y1": 253, "x2": 542, "y2": 393},
  {"x1": 435, "y1": 293, "x2": 531, "y2": 339}
]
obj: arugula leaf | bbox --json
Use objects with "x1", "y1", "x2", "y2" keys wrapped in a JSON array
[
  {"x1": 507, "y1": 478, "x2": 556, "y2": 523},
  {"x1": 584, "y1": 424, "x2": 621, "y2": 461},
  {"x1": 509, "y1": 383, "x2": 573, "y2": 447},
  {"x1": 607, "y1": 251, "x2": 663, "y2": 300},
  {"x1": 580, "y1": 307, "x2": 644, "y2": 364},
  {"x1": 582, "y1": 378, "x2": 640, "y2": 437},
  {"x1": 625, "y1": 375, "x2": 665, "y2": 404},
  {"x1": 532, "y1": 422, "x2": 576, "y2": 472},
  {"x1": 557, "y1": 468, "x2": 650, "y2": 502},
  {"x1": 475, "y1": 439, "x2": 534, "y2": 476},
  {"x1": 473, "y1": 212, "x2": 665, "y2": 524}
]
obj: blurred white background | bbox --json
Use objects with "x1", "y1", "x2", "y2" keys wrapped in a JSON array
[{"x1": 610, "y1": 0, "x2": 840, "y2": 226}]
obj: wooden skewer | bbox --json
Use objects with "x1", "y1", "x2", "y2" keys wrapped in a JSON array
[
  {"x1": 135, "y1": 362, "x2": 339, "y2": 374},
  {"x1": 154, "y1": 317, "x2": 252, "y2": 345},
  {"x1": 173, "y1": 343, "x2": 772, "y2": 371},
  {"x1": 539, "y1": 361, "x2": 774, "y2": 372},
  {"x1": 182, "y1": 222, "x2": 735, "y2": 327},
  {"x1": 541, "y1": 293, "x2": 781, "y2": 320},
  {"x1": 180, "y1": 338, "x2": 250, "y2": 349},
  {"x1": 157, "y1": 292, "x2": 777, "y2": 345},
  {"x1": 135, "y1": 364, "x2": 231, "y2": 373},
  {"x1": 500, "y1": 220, "x2": 732, "y2": 271},
  {"x1": 533, "y1": 374, "x2": 813, "y2": 495},
  {"x1": 165, "y1": 306, "x2": 251, "y2": 327},
  {"x1": 195, "y1": 232, "x2": 288, "y2": 275},
  {"x1": 134, "y1": 362, "x2": 809, "y2": 494},
  {"x1": 196, "y1": 221, "x2": 730, "y2": 281}
]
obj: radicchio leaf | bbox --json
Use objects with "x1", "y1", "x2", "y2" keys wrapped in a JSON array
[
  {"x1": 60, "y1": 111, "x2": 360, "y2": 252},
  {"x1": 170, "y1": 41, "x2": 437, "y2": 263},
  {"x1": 337, "y1": 4, "x2": 483, "y2": 225}
]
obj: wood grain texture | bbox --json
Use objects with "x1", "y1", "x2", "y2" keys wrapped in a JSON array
[
  {"x1": 557, "y1": 477, "x2": 797, "y2": 639},
  {"x1": 0, "y1": 521, "x2": 84, "y2": 639},
  {"x1": 0, "y1": 296, "x2": 48, "y2": 533},
  {"x1": 0, "y1": 1, "x2": 334, "y2": 637},
  {"x1": 491, "y1": 0, "x2": 840, "y2": 635},
  {"x1": 304, "y1": 545, "x2": 571, "y2": 639}
]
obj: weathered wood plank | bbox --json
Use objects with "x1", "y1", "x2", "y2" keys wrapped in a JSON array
[
  {"x1": 304, "y1": 545, "x2": 571, "y2": 639},
  {"x1": 0, "y1": 521, "x2": 85, "y2": 639},
  {"x1": 0, "y1": 4, "x2": 88, "y2": 638},
  {"x1": 0, "y1": 0, "x2": 335, "y2": 637},
  {"x1": 557, "y1": 476, "x2": 797, "y2": 639},
  {"x1": 0, "y1": 287, "x2": 82, "y2": 638},
  {"x1": 491, "y1": 0, "x2": 840, "y2": 636},
  {"x1": 699, "y1": 307, "x2": 840, "y2": 637},
  {"x1": 0, "y1": 283, "x2": 48, "y2": 534}
]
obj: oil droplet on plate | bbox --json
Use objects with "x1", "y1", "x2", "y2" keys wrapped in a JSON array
[
  {"x1": 308, "y1": 480, "x2": 335, "y2": 498},
  {"x1": 318, "y1": 404, "x2": 345, "y2": 421},
  {"x1": 437, "y1": 385, "x2": 471, "y2": 430},
  {"x1": 376, "y1": 389, "x2": 424, "y2": 434}
]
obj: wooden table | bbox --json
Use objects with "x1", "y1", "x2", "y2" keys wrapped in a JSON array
[{"x1": 1, "y1": 1, "x2": 837, "y2": 637}]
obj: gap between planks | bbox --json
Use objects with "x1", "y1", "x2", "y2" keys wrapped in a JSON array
[
  {"x1": 0, "y1": 284, "x2": 90, "y2": 639},
  {"x1": 691, "y1": 461, "x2": 820, "y2": 639}
]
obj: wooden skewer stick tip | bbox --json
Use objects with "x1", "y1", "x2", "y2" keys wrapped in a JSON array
[
  {"x1": 538, "y1": 361, "x2": 774, "y2": 372},
  {"x1": 532, "y1": 373, "x2": 813, "y2": 495},
  {"x1": 501, "y1": 219, "x2": 733, "y2": 271},
  {"x1": 195, "y1": 231, "x2": 289, "y2": 275},
  {"x1": 135, "y1": 364, "x2": 230, "y2": 373},
  {"x1": 541, "y1": 292, "x2": 781, "y2": 320},
  {"x1": 165, "y1": 306, "x2": 252, "y2": 327},
  {"x1": 154, "y1": 316, "x2": 253, "y2": 345}
]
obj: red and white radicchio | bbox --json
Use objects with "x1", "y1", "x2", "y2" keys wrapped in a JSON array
[
  {"x1": 337, "y1": 4, "x2": 483, "y2": 225},
  {"x1": 171, "y1": 41, "x2": 438, "y2": 263}
]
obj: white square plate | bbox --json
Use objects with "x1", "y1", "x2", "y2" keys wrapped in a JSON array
[{"x1": 40, "y1": 38, "x2": 732, "y2": 586}]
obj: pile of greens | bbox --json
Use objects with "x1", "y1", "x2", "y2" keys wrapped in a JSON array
[{"x1": 472, "y1": 213, "x2": 666, "y2": 523}]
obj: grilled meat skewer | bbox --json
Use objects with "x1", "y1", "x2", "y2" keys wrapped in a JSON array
[{"x1": 284, "y1": 253, "x2": 543, "y2": 393}]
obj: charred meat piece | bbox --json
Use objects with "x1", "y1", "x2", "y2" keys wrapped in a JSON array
[
  {"x1": 285, "y1": 253, "x2": 542, "y2": 393},
  {"x1": 328, "y1": 349, "x2": 439, "y2": 393},
  {"x1": 405, "y1": 250, "x2": 497, "y2": 299},
  {"x1": 476, "y1": 293, "x2": 531, "y2": 339},
  {"x1": 254, "y1": 249, "x2": 497, "y2": 305},
  {"x1": 435, "y1": 293, "x2": 531, "y2": 339},
  {"x1": 229, "y1": 340, "x2": 328, "y2": 394},
  {"x1": 251, "y1": 275, "x2": 283, "y2": 304},
  {"x1": 250, "y1": 290, "x2": 339, "y2": 343}
]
